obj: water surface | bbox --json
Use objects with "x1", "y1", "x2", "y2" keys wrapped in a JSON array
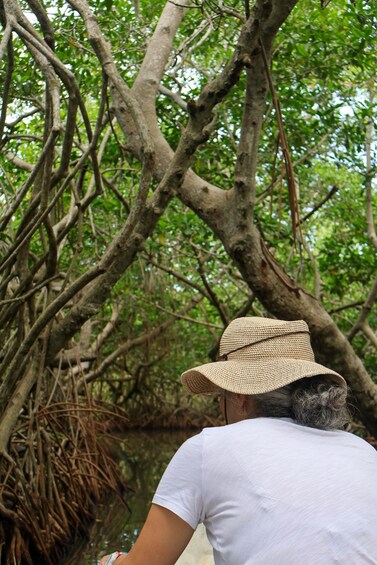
[{"x1": 63, "y1": 429, "x2": 197, "y2": 564}]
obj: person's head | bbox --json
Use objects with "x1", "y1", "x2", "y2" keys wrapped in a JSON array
[{"x1": 181, "y1": 317, "x2": 349, "y2": 430}]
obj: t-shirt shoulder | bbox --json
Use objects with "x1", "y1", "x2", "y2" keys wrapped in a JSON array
[{"x1": 152, "y1": 432, "x2": 205, "y2": 529}]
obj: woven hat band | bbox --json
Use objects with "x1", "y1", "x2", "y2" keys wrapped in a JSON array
[
  {"x1": 218, "y1": 320, "x2": 316, "y2": 363},
  {"x1": 216, "y1": 330, "x2": 311, "y2": 361}
]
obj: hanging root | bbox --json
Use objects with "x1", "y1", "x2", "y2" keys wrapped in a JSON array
[{"x1": 0, "y1": 399, "x2": 129, "y2": 564}]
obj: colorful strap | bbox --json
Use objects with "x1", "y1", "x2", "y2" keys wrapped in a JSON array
[{"x1": 104, "y1": 551, "x2": 127, "y2": 565}]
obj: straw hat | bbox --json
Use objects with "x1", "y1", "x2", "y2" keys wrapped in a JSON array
[{"x1": 181, "y1": 317, "x2": 346, "y2": 394}]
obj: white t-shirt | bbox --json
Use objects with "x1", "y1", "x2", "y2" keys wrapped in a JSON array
[{"x1": 153, "y1": 418, "x2": 377, "y2": 564}]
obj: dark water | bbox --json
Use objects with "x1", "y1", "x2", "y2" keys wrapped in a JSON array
[{"x1": 62, "y1": 429, "x2": 197, "y2": 565}]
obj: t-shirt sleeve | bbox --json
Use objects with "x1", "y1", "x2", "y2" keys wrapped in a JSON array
[{"x1": 152, "y1": 432, "x2": 204, "y2": 530}]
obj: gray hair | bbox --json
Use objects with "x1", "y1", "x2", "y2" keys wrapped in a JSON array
[{"x1": 252, "y1": 376, "x2": 349, "y2": 430}]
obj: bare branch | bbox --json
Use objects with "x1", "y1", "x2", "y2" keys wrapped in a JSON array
[
  {"x1": 0, "y1": 261, "x2": 106, "y2": 404},
  {"x1": 24, "y1": 0, "x2": 55, "y2": 48},
  {"x1": 297, "y1": 235, "x2": 322, "y2": 300},
  {"x1": 153, "y1": 300, "x2": 220, "y2": 328},
  {"x1": 233, "y1": 60, "x2": 267, "y2": 228},
  {"x1": 78, "y1": 297, "x2": 203, "y2": 387},
  {"x1": 0, "y1": 22, "x2": 12, "y2": 64},
  {"x1": 0, "y1": 274, "x2": 61, "y2": 306},
  {"x1": 298, "y1": 185, "x2": 338, "y2": 225},
  {"x1": 158, "y1": 84, "x2": 188, "y2": 111},
  {"x1": 8, "y1": 14, "x2": 103, "y2": 198},
  {"x1": 89, "y1": 303, "x2": 121, "y2": 355},
  {"x1": 2, "y1": 151, "x2": 34, "y2": 172},
  {"x1": 365, "y1": 83, "x2": 377, "y2": 251},
  {"x1": 195, "y1": 250, "x2": 228, "y2": 324},
  {"x1": 134, "y1": 0, "x2": 186, "y2": 105},
  {"x1": 348, "y1": 274, "x2": 377, "y2": 342},
  {"x1": 360, "y1": 322, "x2": 377, "y2": 349},
  {"x1": 0, "y1": 24, "x2": 13, "y2": 142},
  {"x1": 146, "y1": 255, "x2": 211, "y2": 298},
  {"x1": 0, "y1": 129, "x2": 59, "y2": 238},
  {"x1": 67, "y1": 0, "x2": 154, "y2": 161},
  {"x1": 329, "y1": 301, "x2": 364, "y2": 314}
]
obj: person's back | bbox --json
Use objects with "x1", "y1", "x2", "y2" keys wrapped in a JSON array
[
  {"x1": 203, "y1": 418, "x2": 377, "y2": 564},
  {"x1": 154, "y1": 417, "x2": 377, "y2": 564}
]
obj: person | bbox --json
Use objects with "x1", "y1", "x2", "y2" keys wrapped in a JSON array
[{"x1": 99, "y1": 317, "x2": 377, "y2": 565}]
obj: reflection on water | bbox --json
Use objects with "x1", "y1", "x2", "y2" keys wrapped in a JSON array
[{"x1": 62, "y1": 429, "x2": 197, "y2": 565}]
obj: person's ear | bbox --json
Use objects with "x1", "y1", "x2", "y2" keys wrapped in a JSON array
[
  {"x1": 238, "y1": 394, "x2": 257, "y2": 418},
  {"x1": 237, "y1": 394, "x2": 249, "y2": 414}
]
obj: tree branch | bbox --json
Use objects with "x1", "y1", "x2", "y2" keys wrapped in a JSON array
[
  {"x1": 77, "y1": 297, "x2": 202, "y2": 387},
  {"x1": 347, "y1": 274, "x2": 377, "y2": 342},
  {"x1": 365, "y1": 83, "x2": 377, "y2": 251},
  {"x1": 67, "y1": 0, "x2": 155, "y2": 161},
  {"x1": 158, "y1": 84, "x2": 188, "y2": 111}
]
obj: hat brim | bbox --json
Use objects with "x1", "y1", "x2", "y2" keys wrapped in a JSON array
[{"x1": 181, "y1": 358, "x2": 346, "y2": 395}]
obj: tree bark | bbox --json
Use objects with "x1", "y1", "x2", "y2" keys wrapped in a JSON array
[{"x1": 117, "y1": 0, "x2": 377, "y2": 434}]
